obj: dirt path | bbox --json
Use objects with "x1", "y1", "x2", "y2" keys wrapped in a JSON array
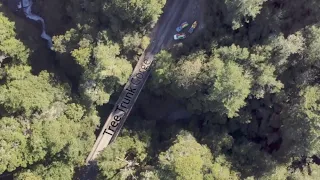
[
  {"x1": 160, "y1": 0, "x2": 205, "y2": 49},
  {"x1": 85, "y1": 0, "x2": 206, "y2": 164}
]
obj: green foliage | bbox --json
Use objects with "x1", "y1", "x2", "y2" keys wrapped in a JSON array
[
  {"x1": 214, "y1": 44, "x2": 284, "y2": 98},
  {"x1": 279, "y1": 86, "x2": 320, "y2": 159},
  {"x1": 0, "y1": 69, "x2": 68, "y2": 116},
  {"x1": 79, "y1": 41, "x2": 132, "y2": 105},
  {"x1": 149, "y1": 50, "x2": 174, "y2": 94},
  {"x1": 158, "y1": 131, "x2": 213, "y2": 180},
  {"x1": 0, "y1": 117, "x2": 28, "y2": 173},
  {"x1": 288, "y1": 162, "x2": 320, "y2": 180},
  {"x1": 0, "y1": 69, "x2": 98, "y2": 173},
  {"x1": 170, "y1": 51, "x2": 206, "y2": 98},
  {"x1": 122, "y1": 32, "x2": 150, "y2": 54},
  {"x1": 15, "y1": 170, "x2": 42, "y2": 180},
  {"x1": 52, "y1": 28, "x2": 79, "y2": 53},
  {"x1": 71, "y1": 47, "x2": 92, "y2": 67},
  {"x1": 224, "y1": 0, "x2": 268, "y2": 29},
  {"x1": 254, "y1": 64, "x2": 284, "y2": 97},
  {"x1": 304, "y1": 25, "x2": 320, "y2": 67},
  {"x1": 97, "y1": 135, "x2": 148, "y2": 179},
  {"x1": 260, "y1": 165, "x2": 289, "y2": 180},
  {"x1": 0, "y1": 13, "x2": 29, "y2": 63},
  {"x1": 201, "y1": 127, "x2": 234, "y2": 154},
  {"x1": 93, "y1": 42, "x2": 132, "y2": 85},
  {"x1": 210, "y1": 155, "x2": 240, "y2": 180},
  {"x1": 64, "y1": 103, "x2": 85, "y2": 122},
  {"x1": 231, "y1": 139, "x2": 278, "y2": 178},
  {"x1": 3, "y1": 0, "x2": 320, "y2": 179},
  {"x1": 141, "y1": 36, "x2": 151, "y2": 50},
  {"x1": 17, "y1": 162, "x2": 75, "y2": 180},
  {"x1": 139, "y1": 170, "x2": 160, "y2": 180},
  {"x1": 269, "y1": 32, "x2": 305, "y2": 72},
  {"x1": 208, "y1": 60, "x2": 252, "y2": 118},
  {"x1": 3, "y1": 65, "x2": 32, "y2": 81},
  {"x1": 300, "y1": 86, "x2": 320, "y2": 120},
  {"x1": 102, "y1": 0, "x2": 166, "y2": 25},
  {"x1": 36, "y1": 162, "x2": 74, "y2": 180},
  {"x1": 158, "y1": 131, "x2": 239, "y2": 180},
  {"x1": 123, "y1": 32, "x2": 143, "y2": 53},
  {"x1": 213, "y1": 44, "x2": 250, "y2": 62}
]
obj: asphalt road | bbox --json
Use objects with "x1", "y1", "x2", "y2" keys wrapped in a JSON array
[{"x1": 85, "y1": 0, "x2": 204, "y2": 164}]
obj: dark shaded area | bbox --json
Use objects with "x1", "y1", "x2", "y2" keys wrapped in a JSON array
[
  {"x1": 73, "y1": 162, "x2": 99, "y2": 180},
  {"x1": 0, "y1": 2, "x2": 82, "y2": 95}
]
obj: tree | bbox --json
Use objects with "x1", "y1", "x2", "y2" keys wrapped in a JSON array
[
  {"x1": 122, "y1": 32, "x2": 143, "y2": 54},
  {"x1": 269, "y1": 32, "x2": 305, "y2": 73},
  {"x1": 26, "y1": 103, "x2": 99, "y2": 165},
  {"x1": 207, "y1": 60, "x2": 252, "y2": 118},
  {"x1": 102, "y1": 0, "x2": 166, "y2": 27},
  {"x1": 300, "y1": 86, "x2": 320, "y2": 120},
  {"x1": 288, "y1": 162, "x2": 320, "y2": 180},
  {"x1": 230, "y1": 138, "x2": 278, "y2": 178},
  {"x1": 260, "y1": 165, "x2": 289, "y2": 180},
  {"x1": 97, "y1": 135, "x2": 148, "y2": 179},
  {"x1": 210, "y1": 155, "x2": 240, "y2": 180},
  {"x1": 15, "y1": 170, "x2": 42, "y2": 180},
  {"x1": 0, "y1": 13, "x2": 29, "y2": 64},
  {"x1": 149, "y1": 50, "x2": 174, "y2": 95},
  {"x1": 79, "y1": 41, "x2": 132, "y2": 105},
  {"x1": 141, "y1": 36, "x2": 150, "y2": 50},
  {"x1": 213, "y1": 44, "x2": 250, "y2": 63},
  {"x1": 37, "y1": 162, "x2": 74, "y2": 180},
  {"x1": 158, "y1": 131, "x2": 214, "y2": 180},
  {"x1": 224, "y1": 0, "x2": 268, "y2": 29},
  {"x1": 0, "y1": 84, "x2": 98, "y2": 173},
  {"x1": 0, "y1": 117, "x2": 28, "y2": 173},
  {"x1": 213, "y1": 44, "x2": 283, "y2": 99},
  {"x1": 52, "y1": 28, "x2": 79, "y2": 53},
  {"x1": 277, "y1": 85, "x2": 320, "y2": 160},
  {"x1": 139, "y1": 170, "x2": 160, "y2": 180},
  {"x1": 16, "y1": 162, "x2": 75, "y2": 180},
  {"x1": 254, "y1": 64, "x2": 284, "y2": 98},
  {"x1": 93, "y1": 42, "x2": 132, "y2": 85},
  {"x1": 122, "y1": 32, "x2": 151, "y2": 56},
  {"x1": 170, "y1": 51, "x2": 206, "y2": 98},
  {"x1": 201, "y1": 126, "x2": 234, "y2": 154},
  {"x1": 0, "y1": 69, "x2": 68, "y2": 116},
  {"x1": 304, "y1": 25, "x2": 320, "y2": 67},
  {"x1": 71, "y1": 46, "x2": 92, "y2": 67},
  {"x1": 4, "y1": 0, "x2": 320, "y2": 178}
]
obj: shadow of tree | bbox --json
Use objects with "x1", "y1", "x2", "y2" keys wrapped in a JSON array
[
  {"x1": 0, "y1": 2, "x2": 81, "y2": 92},
  {"x1": 202, "y1": 0, "x2": 320, "y2": 49}
]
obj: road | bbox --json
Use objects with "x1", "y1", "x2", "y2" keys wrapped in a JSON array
[{"x1": 85, "y1": 0, "x2": 204, "y2": 164}]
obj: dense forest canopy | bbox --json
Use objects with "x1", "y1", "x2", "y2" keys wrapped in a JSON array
[{"x1": 0, "y1": 0, "x2": 320, "y2": 179}]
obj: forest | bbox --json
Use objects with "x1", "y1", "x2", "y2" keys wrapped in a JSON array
[{"x1": 0, "y1": 0, "x2": 319, "y2": 179}]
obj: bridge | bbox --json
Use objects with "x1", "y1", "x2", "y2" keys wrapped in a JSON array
[{"x1": 85, "y1": 0, "x2": 204, "y2": 164}]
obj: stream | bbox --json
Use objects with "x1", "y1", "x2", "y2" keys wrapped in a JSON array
[{"x1": 17, "y1": 0, "x2": 53, "y2": 49}]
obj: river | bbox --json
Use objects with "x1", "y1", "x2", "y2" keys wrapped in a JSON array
[{"x1": 17, "y1": 0, "x2": 53, "y2": 49}]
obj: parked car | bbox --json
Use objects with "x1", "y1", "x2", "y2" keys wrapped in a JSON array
[
  {"x1": 176, "y1": 22, "x2": 189, "y2": 32},
  {"x1": 188, "y1": 21, "x2": 198, "y2": 33},
  {"x1": 174, "y1": 33, "x2": 186, "y2": 40}
]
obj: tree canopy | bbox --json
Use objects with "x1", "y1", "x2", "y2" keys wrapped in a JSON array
[{"x1": 1, "y1": 0, "x2": 320, "y2": 179}]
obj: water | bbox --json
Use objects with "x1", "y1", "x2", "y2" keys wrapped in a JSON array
[{"x1": 17, "y1": 0, "x2": 53, "y2": 49}]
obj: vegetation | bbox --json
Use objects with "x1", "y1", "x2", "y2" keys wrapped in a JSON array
[{"x1": 0, "y1": 0, "x2": 319, "y2": 179}]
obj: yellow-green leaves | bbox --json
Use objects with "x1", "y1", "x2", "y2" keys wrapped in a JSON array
[
  {"x1": 209, "y1": 61, "x2": 252, "y2": 118},
  {"x1": 97, "y1": 135, "x2": 148, "y2": 179},
  {"x1": 0, "y1": 13, "x2": 29, "y2": 63}
]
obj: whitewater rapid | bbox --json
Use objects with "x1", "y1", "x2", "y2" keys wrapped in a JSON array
[{"x1": 18, "y1": 0, "x2": 53, "y2": 49}]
